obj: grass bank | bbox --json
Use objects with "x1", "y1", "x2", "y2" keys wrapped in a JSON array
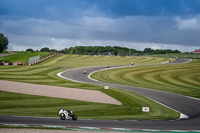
[{"x1": 0, "y1": 51, "x2": 50, "y2": 64}]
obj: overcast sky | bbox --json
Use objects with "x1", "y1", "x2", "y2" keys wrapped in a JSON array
[{"x1": 0, "y1": 0, "x2": 200, "y2": 52}]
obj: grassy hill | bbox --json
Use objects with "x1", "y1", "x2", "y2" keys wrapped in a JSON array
[{"x1": 0, "y1": 51, "x2": 50, "y2": 64}]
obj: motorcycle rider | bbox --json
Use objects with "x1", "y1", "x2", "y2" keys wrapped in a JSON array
[{"x1": 65, "y1": 109, "x2": 72, "y2": 114}]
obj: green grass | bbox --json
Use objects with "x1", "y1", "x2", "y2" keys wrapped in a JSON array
[
  {"x1": 45, "y1": 54, "x2": 172, "y2": 67},
  {"x1": 0, "y1": 53, "x2": 179, "y2": 120},
  {"x1": 0, "y1": 89, "x2": 179, "y2": 120},
  {"x1": 1, "y1": 51, "x2": 9, "y2": 54},
  {"x1": 151, "y1": 53, "x2": 200, "y2": 59},
  {"x1": 0, "y1": 54, "x2": 172, "y2": 88},
  {"x1": 0, "y1": 51, "x2": 50, "y2": 64},
  {"x1": 91, "y1": 59, "x2": 200, "y2": 99}
]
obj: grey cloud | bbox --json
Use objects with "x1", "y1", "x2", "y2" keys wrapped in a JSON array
[{"x1": 1, "y1": 15, "x2": 200, "y2": 49}]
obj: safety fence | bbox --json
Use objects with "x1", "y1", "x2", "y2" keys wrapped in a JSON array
[
  {"x1": 0, "y1": 62, "x2": 23, "y2": 66},
  {"x1": 29, "y1": 54, "x2": 56, "y2": 66}
]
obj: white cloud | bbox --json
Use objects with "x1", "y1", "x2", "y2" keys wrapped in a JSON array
[
  {"x1": 151, "y1": 45, "x2": 161, "y2": 50},
  {"x1": 175, "y1": 16, "x2": 200, "y2": 30},
  {"x1": 76, "y1": 41, "x2": 81, "y2": 45}
]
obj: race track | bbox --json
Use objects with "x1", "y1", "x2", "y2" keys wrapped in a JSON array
[
  {"x1": 1, "y1": 58, "x2": 200, "y2": 130},
  {"x1": 60, "y1": 58, "x2": 200, "y2": 118}
]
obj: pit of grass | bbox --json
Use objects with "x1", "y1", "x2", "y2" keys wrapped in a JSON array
[
  {"x1": 91, "y1": 59, "x2": 200, "y2": 99},
  {"x1": 0, "y1": 53, "x2": 179, "y2": 120}
]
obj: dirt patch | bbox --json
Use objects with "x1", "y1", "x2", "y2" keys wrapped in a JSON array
[{"x1": 0, "y1": 80, "x2": 121, "y2": 105}]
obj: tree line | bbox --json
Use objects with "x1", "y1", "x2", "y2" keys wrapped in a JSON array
[
  {"x1": 0, "y1": 32, "x2": 181, "y2": 55},
  {"x1": 26, "y1": 46, "x2": 181, "y2": 56},
  {"x1": 60, "y1": 46, "x2": 181, "y2": 55}
]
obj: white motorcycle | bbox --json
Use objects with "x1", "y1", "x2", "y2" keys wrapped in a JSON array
[{"x1": 59, "y1": 108, "x2": 77, "y2": 120}]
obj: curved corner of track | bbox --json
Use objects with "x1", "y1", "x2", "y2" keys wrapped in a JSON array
[{"x1": 55, "y1": 58, "x2": 200, "y2": 130}]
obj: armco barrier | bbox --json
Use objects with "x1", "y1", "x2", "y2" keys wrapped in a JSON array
[
  {"x1": 0, "y1": 54, "x2": 56, "y2": 66},
  {"x1": 0, "y1": 63, "x2": 19, "y2": 66}
]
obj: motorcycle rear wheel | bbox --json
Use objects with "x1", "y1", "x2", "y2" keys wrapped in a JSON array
[{"x1": 72, "y1": 114, "x2": 77, "y2": 120}]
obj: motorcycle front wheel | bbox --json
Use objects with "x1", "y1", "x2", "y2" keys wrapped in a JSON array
[{"x1": 60, "y1": 113, "x2": 66, "y2": 120}]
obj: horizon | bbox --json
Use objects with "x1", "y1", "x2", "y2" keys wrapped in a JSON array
[{"x1": 5, "y1": 45, "x2": 197, "y2": 53}]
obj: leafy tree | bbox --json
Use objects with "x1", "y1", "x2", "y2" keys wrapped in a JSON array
[
  {"x1": 50, "y1": 49, "x2": 57, "y2": 52},
  {"x1": 154, "y1": 49, "x2": 164, "y2": 54},
  {"x1": 154, "y1": 49, "x2": 181, "y2": 54},
  {"x1": 173, "y1": 50, "x2": 181, "y2": 53},
  {"x1": 64, "y1": 46, "x2": 137, "y2": 55},
  {"x1": 26, "y1": 48, "x2": 34, "y2": 52},
  {"x1": 143, "y1": 48, "x2": 154, "y2": 54},
  {"x1": 40, "y1": 47, "x2": 50, "y2": 52},
  {"x1": 0, "y1": 33, "x2": 9, "y2": 53}
]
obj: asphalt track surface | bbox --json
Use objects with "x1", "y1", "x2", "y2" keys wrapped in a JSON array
[{"x1": 1, "y1": 58, "x2": 200, "y2": 130}]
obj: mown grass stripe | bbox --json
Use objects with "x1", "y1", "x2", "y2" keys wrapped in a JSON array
[{"x1": 91, "y1": 59, "x2": 200, "y2": 99}]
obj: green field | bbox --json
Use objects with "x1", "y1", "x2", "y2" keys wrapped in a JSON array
[
  {"x1": 151, "y1": 53, "x2": 200, "y2": 59},
  {"x1": 0, "y1": 51, "x2": 50, "y2": 64},
  {"x1": 46, "y1": 54, "x2": 173, "y2": 67},
  {"x1": 1, "y1": 51, "x2": 10, "y2": 54},
  {"x1": 0, "y1": 54, "x2": 179, "y2": 120},
  {"x1": 91, "y1": 59, "x2": 200, "y2": 99}
]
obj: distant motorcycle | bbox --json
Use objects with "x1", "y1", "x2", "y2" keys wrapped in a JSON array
[
  {"x1": 59, "y1": 108, "x2": 77, "y2": 120},
  {"x1": 83, "y1": 71, "x2": 87, "y2": 74}
]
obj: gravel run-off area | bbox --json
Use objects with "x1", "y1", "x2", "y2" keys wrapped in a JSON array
[{"x1": 0, "y1": 80, "x2": 121, "y2": 105}]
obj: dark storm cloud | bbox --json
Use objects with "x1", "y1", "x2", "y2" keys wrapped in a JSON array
[
  {"x1": 1, "y1": 0, "x2": 200, "y2": 18},
  {"x1": 104, "y1": 0, "x2": 200, "y2": 17}
]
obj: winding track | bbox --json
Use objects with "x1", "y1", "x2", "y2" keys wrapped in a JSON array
[
  {"x1": 1, "y1": 58, "x2": 200, "y2": 130},
  {"x1": 60, "y1": 58, "x2": 200, "y2": 118}
]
